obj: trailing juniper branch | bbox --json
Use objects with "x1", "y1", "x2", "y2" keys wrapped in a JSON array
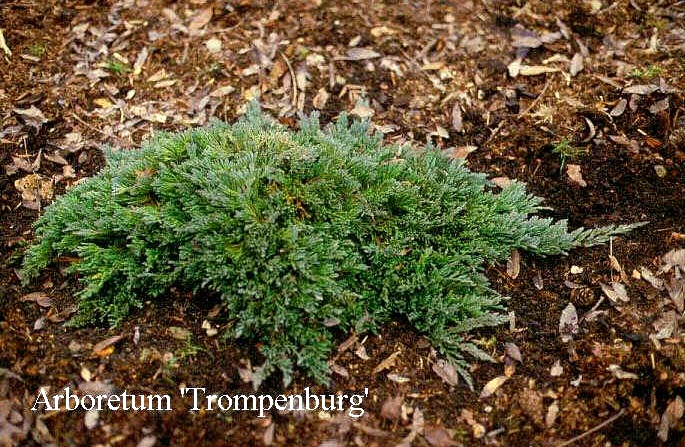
[{"x1": 21, "y1": 105, "x2": 642, "y2": 388}]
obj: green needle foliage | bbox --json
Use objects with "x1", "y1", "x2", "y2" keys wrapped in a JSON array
[{"x1": 21, "y1": 105, "x2": 641, "y2": 388}]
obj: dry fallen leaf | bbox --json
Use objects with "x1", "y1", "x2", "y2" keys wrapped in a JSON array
[
  {"x1": 518, "y1": 65, "x2": 559, "y2": 76},
  {"x1": 46, "y1": 305, "x2": 76, "y2": 323},
  {"x1": 370, "y1": 26, "x2": 396, "y2": 37},
  {"x1": 511, "y1": 28, "x2": 542, "y2": 48},
  {"x1": 658, "y1": 396, "x2": 684, "y2": 442},
  {"x1": 154, "y1": 79, "x2": 177, "y2": 89},
  {"x1": 460, "y1": 409, "x2": 486, "y2": 438},
  {"x1": 93, "y1": 97, "x2": 113, "y2": 108},
  {"x1": 387, "y1": 373, "x2": 409, "y2": 383},
  {"x1": 133, "y1": 47, "x2": 148, "y2": 76},
  {"x1": 507, "y1": 250, "x2": 520, "y2": 279},
  {"x1": 372, "y1": 351, "x2": 400, "y2": 374},
  {"x1": 518, "y1": 388, "x2": 544, "y2": 425},
  {"x1": 84, "y1": 410, "x2": 98, "y2": 430},
  {"x1": 566, "y1": 164, "x2": 587, "y2": 187},
  {"x1": 354, "y1": 344, "x2": 370, "y2": 360},
  {"x1": 0, "y1": 28, "x2": 12, "y2": 56},
  {"x1": 14, "y1": 174, "x2": 53, "y2": 209},
  {"x1": 507, "y1": 57, "x2": 522, "y2": 77},
  {"x1": 330, "y1": 362, "x2": 349, "y2": 378},
  {"x1": 607, "y1": 364, "x2": 638, "y2": 380},
  {"x1": 600, "y1": 282, "x2": 629, "y2": 303},
  {"x1": 445, "y1": 145, "x2": 477, "y2": 159},
  {"x1": 432, "y1": 359, "x2": 459, "y2": 386},
  {"x1": 241, "y1": 64, "x2": 260, "y2": 77},
  {"x1": 44, "y1": 152, "x2": 68, "y2": 166},
  {"x1": 430, "y1": 125, "x2": 449, "y2": 140},
  {"x1": 262, "y1": 423, "x2": 275, "y2": 447},
  {"x1": 348, "y1": 34, "x2": 362, "y2": 47},
  {"x1": 85, "y1": 68, "x2": 109, "y2": 82},
  {"x1": 451, "y1": 102, "x2": 463, "y2": 132},
  {"x1": 13, "y1": 105, "x2": 48, "y2": 129},
  {"x1": 137, "y1": 436, "x2": 157, "y2": 447},
  {"x1": 379, "y1": 58, "x2": 403, "y2": 76},
  {"x1": 610, "y1": 98, "x2": 627, "y2": 117},
  {"x1": 640, "y1": 266, "x2": 664, "y2": 289},
  {"x1": 205, "y1": 37, "x2": 222, "y2": 53},
  {"x1": 542, "y1": 53, "x2": 570, "y2": 65},
  {"x1": 33, "y1": 316, "x2": 46, "y2": 331},
  {"x1": 505, "y1": 342, "x2": 523, "y2": 363},
  {"x1": 652, "y1": 310, "x2": 678, "y2": 340},
  {"x1": 550, "y1": 359, "x2": 563, "y2": 377},
  {"x1": 92, "y1": 335, "x2": 123, "y2": 356},
  {"x1": 569, "y1": 52, "x2": 583, "y2": 76},
  {"x1": 559, "y1": 303, "x2": 578, "y2": 343},
  {"x1": 146, "y1": 113, "x2": 167, "y2": 124},
  {"x1": 650, "y1": 97, "x2": 669, "y2": 114},
  {"x1": 168, "y1": 326, "x2": 191, "y2": 340},
  {"x1": 480, "y1": 375, "x2": 508, "y2": 398},
  {"x1": 337, "y1": 334, "x2": 358, "y2": 353},
  {"x1": 540, "y1": 31, "x2": 562, "y2": 44},
  {"x1": 533, "y1": 271, "x2": 544, "y2": 290},
  {"x1": 490, "y1": 176, "x2": 512, "y2": 188},
  {"x1": 609, "y1": 134, "x2": 640, "y2": 153},
  {"x1": 643, "y1": 135, "x2": 663, "y2": 149},
  {"x1": 20, "y1": 292, "x2": 52, "y2": 307},
  {"x1": 583, "y1": 117, "x2": 596, "y2": 142},
  {"x1": 423, "y1": 425, "x2": 458, "y2": 447},
  {"x1": 545, "y1": 401, "x2": 559, "y2": 427},
  {"x1": 570, "y1": 265, "x2": 584, "y2": 274},
  {"x1": 312, "y1": 87, "x2": 329, "y2": 109},
  {"x1": 380, "y1": 396, "x2": 403, "y2": 421},
  {"x1": 80, "y1": 366, "x2": 93, "y2": 382},
  {"x1": 344, "y1": 48, "x2": 381, "y2": 60},
  {"x1": 210, "y1": 85, "x2": 235, "y2": 97},
  {"x1": 4, "y1": 156, "x2": 33, "y2": 175},
  {"x1": 623, "y1": 84, "x2": 658, "y2": 95},
  {"x1": 201, "y1": 320, "x2": 217, "y2": 337},
  {"x1": 188, "y1": 7, "x2": 213, "y2": 31},
  {"x1": 349, "y1": 103, "x2": 374, "y2": 118},
  {"x1": 666, "y1": 278, "x2": 684, "y2": 313},
  {"x1": 147, "y1": 69, "x2": 170, "y2": 83},
  {"x1": 421, "y1": 61, "x2": 445, "y2": 71},
  {"x1": 609, "y1": 255, "x2": 622, "y2": 273}
]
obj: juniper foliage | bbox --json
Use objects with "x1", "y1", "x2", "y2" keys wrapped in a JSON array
[{"x1": 22, "y1": 106, "x2": 640, "y2": 388}]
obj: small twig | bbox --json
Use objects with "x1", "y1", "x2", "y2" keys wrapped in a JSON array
[
  {"x1": 485, "y1": 118, "x2": 507, "y2": 144},
  {"x1": 280, "y1": 52, "x2": 298, "y2": 108},
  {"x1": 519, "y1": 74, "x2": 554, "y2": 118},
  {"x1": 557, "y1": 408, "x2": 626, "y2": 447},
  {"x1": 414, "y1": 37, "x2": 438, "y2": 64},
  {"x1": 71, "y1": 112, "x2": 110, "y2": 137},
  {"x1": 609, "y1": 237, "x2": 614, "y2": 282},
  {"x1": 328, "y1": 61, "x2": 336, "y2": 90}
]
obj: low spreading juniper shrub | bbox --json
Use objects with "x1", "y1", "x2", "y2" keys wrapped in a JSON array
[{"x1": 22, "y1": 105, "x2": 640, "y2": 388}]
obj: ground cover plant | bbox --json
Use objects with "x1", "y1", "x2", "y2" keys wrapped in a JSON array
[{"x1": 20, "y1": 105, "x2": 640, "y2": 388}]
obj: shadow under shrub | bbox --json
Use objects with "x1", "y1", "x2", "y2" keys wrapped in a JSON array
[{"x1": 21, "y1": 105, "x2": 639, "y2": 388}]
